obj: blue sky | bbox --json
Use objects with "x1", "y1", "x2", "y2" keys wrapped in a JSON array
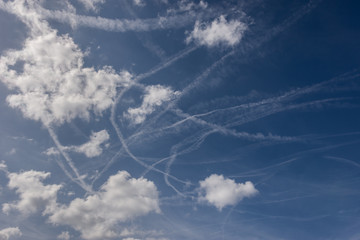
[{"x1": 0, "y1": 0, "x2": 360, "y2": 239}]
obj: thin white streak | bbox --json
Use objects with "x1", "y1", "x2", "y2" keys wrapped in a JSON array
[
  {"x1": 37, "y1": 6, "x2": 206, "y2": 32},
  {"x1": 47, "y1": 127, "x2": 92, "y2": 193},
  {"x1": 325, "y1": 156, "x2": 360, "y2": 169}
]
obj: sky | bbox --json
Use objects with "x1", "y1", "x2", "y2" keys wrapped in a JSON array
[{"x1": 0, "y1": 0, "x2": 359, "y2": 239}]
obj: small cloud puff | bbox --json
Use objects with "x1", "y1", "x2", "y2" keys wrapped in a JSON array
[
  {"x1": 69, "y1": 129, "x2": 110, "y2": 158},
  {"x1": 198, "y1": 174, "x2": 258, "y2": 211},
  {"x1": 126, "y1": 85, "x2": 180, "y2": 124},
  {"x1": 0, "y1": 227, "x2": 22, "y2": 240},
  {"x1": 133, "y1": 0, "x2": 146, "y2": 7},
  {"x1": 186, "y1": 15, "x2": 247, "y2": 47}
]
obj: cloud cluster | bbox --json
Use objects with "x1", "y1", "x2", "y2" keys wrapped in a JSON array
[
  {"x1": 0, "y1": 1, "x2": 132, "y2": 126},
  {"x1": 126, "y1": 85, "x2": 180, "y2": 124},
  {"x1": 186, "y1": 15, "x2": 247, "y2": 47},
  {"x1": 0, "y1": 227, "x2": 22, "y2": 240},
  {"x1": 2, "y1": 170, "x2": 62, "y2": 215},
  {"x1": 198, "y1": 174, "x2": 258, "y2": 210},
  {"x1": 2, "y1": 169, "x2": 160, "y2": 240},
  {"x1": 50, "y1": 170, "x2": 160, "y2": 240}
]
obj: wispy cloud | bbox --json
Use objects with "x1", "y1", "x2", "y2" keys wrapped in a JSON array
[
  {"x1": 77, "y1": 0, "x2": 105, "y2": 12},
  {"x1": 35, "y1": 3, "x2": 213, "y2": 32}
]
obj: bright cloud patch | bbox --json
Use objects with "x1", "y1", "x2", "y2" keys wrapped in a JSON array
[
  {"x1": 126, "y1": 85, "x2": 180, "y2": 124},
  {"x1": 133, "y1": 0, "x2": 146, "y2": 7},
  {"x1": 45, "y1": 130, "x2": 110, "y2": 158},
  {"x1": 49, "y1": 171, "x2": 160, "y2": 240},
  {"x1": 2, "y1": 171, "x2": 62, "y2": 215},
  {"x1": 0, "y1": 3, "x2": 132, "y2": 126},
  {"x1": 198, "y1": 174, "x2": 258, "y2": 210},
  {"x1": 0, "y1": 227, "x2": 22, "y2": 240},
  {"x1": 186, "y1": 15, "x2": 247, "y2": 47},
  {"x1": 68, "y1": 129, "x2": 110, "y2": 157},
  {"x1": 2, "y1": 169, "x2": 160, "y2": 240}
]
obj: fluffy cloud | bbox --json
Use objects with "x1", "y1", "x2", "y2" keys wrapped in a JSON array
[
  {"x1": 198, "y1": 174, "x2": 258, "y2": 210},
  {"x1": 0, "y1": 1, "x2": 132, "y2": 127},
  {"x1": 0, "y1": 227, "x2": 22, "y2": 240},
  {"x1": 2, "y1": 171, "x2": 62, "y2": 215},
  {"x1": 2, "y1": 169, "x2": 160, "y2": 240},
  {"x1": 49, "y1": 171, "x2": 160, "y2": 240},
  {"x1": 186, "y1": 15, "x2": 247, "y2": 47},
  {"x1": 69, "y1": 130, "x2": 110, "y2": 157},
  {"x1": 45, "y1": 130, "x2": 109, "y2": 158},
  {"x1": 126, "y1": 85, "x2": 180, "y2": 124}
]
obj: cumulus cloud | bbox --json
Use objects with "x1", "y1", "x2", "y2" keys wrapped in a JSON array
[
  {"x1": 2, "y1": 171, "x2": 62, "y2": 215},
  {"x1": 198, "y1": 174, "x2": 258, "y2": 210},
  {"x1": 0, "y1": 227, "x2": 22, "y2": 240},
  {"x1": 126, "y1": 85, "x2": 180, "y2": 124},
  {"x1": 186, "y1": 15, "x2": 247, "y2": 47},
  {"x1": 49, "y1": 171, "x2": 160, "y2": 240},
  {"x1": 2, "y1": 169, "x2": 160, "y2": 240},
  {"x1": 0, "y1": 1, "x2": 132, "y2": 127},
  {"x1": 70, "y1": 130, "x2": 110, "y2": 157}
]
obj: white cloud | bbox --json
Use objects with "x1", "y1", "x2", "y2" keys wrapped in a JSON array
[
  {"x1": 43, "y1": 147, "x2": 60, "y2": 156},
  {"x1": 57, "y1": 231, "x2": 70, "y2": 240},
  {"x1": 44, "y1": 130, "x2": 110, "y2": 158},
  {"x1": 133, "y1": 0, "x2": 146, "y2": 7},
  {"x1": 0, "y1": 1, "x2": 132, "y2": 127},
  {"x1": 0, "y1": 162, "x2": 7, "y2": 172},
  {"x1": 198, "y1": 174, "x2": 258, "y2": 210},
  {"x1": 178, "y1": 0, "x2": 207, "y2": 12},
  {"x1": 2, "y1": 171, "x2": 62, "y2": 215},
  {"x1": 0, "y1": 227, "x2": 22, "y2": 240},
  {"x1": 49, "y1": 171, "x2": 160, "y2": 240},
  {"x1": 2, "y1": 169, "x2": 160, "y2": 240},
  {"x1": 186, "y1": 15, "x2": 247, "y2": 47},
  {"x1": 68, "y1": 130, "x2": 110, "y2": 157},
  {"x1": 126, "y1": 85, "x2": 180, "y2": 124},
  {"x1": 77, "y1": 0, "x2": 105, "y2": 11}
]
